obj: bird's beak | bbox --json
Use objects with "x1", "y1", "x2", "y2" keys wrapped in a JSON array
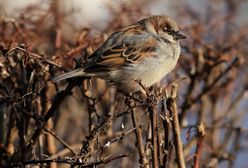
[{"x1": 173, "y1": 32, "x2": 186, "y2": 40}]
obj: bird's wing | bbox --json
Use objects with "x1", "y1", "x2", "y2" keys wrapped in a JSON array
[{"x1": 84, "y1": 25, "x2": 158, "y2": 73}]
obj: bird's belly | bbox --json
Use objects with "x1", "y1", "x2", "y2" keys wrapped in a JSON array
[
  {"x1": 131, "y1": 55, "x2": 178, "y2": 86},
  {"x1": 109, "y1": 54, "x2": 179, "y2": 92}
]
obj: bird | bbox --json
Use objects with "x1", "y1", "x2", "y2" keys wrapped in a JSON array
[{"x1": 53, "y1": 15, "x2": 186, "y2": 93}]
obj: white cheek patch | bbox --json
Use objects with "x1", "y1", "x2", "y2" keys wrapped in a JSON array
[{"x1": 158, "y1": 31, "x2": 174, "y2": 43}]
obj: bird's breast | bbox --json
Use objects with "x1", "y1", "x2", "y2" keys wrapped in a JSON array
[
  {"x1": 135, "y1": 53, "x2": 179, "y2": 86},
  {"x1": 108, "y1": 44, "x2": 180, "y2": 92}
]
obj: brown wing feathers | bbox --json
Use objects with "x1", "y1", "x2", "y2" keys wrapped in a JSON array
[
  {"x1": 85, "y1": 24, "x2": 158, "y2": 71},
  {"x1": 96, "y1": 41, "x2": 157, "y2": 66}
]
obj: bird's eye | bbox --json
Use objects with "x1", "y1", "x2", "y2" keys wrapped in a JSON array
[{"x1": 163, "y1": 28, "x2": 174, "y2": 34}]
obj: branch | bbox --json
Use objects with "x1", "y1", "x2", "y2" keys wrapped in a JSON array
[
  {"x1": 13, "y1": 154, "x2": 129, "y2": 167},
  {"x1": 146, "y1": 92, "x2": 159, "y2": 168},
  {"x1": 79, "y1": 113, "x2": 112, "y2": 160},
  {"x1": 130, "y1": 108, "x2": 147, "y2": 166},
  {"x1": 43, "y1": 127, "x2": 77, "y2": 155},
  {"x1": 193, "y1": 122, "x2": 205, "y2": 168},
  {"x1": 166, "y1": 84, "x2": 186, "y2": 168},
  {"x1": 26, "y1": 81, "x2": 78, "y2": 159},
  {"x1": 12, "y1": 46, "x2": 63, "y2": 69}
]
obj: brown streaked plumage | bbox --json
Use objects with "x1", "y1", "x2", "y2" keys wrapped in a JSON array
[{"x1": 53, "y1": 15, "x2": 186, "y2": 92}]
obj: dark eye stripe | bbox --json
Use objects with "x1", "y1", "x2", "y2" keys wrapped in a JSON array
[{"x1": 161, "y1": 37, "x2": 170, "y2": 43}]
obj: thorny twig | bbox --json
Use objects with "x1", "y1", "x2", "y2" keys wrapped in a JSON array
[
  {"x1": 79, "y1": 113, "x2": 112, "y2": 161},
  {"x1": 99, "y1": 127, "x2": 137, "y2": 154},
  {"x1": 12, "y1": 154, "x2": 129, "y2": 167}
]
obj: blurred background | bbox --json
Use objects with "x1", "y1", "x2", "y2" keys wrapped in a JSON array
[{"x1": 0, "y1": 0, "x2": 248, "y2": 167}]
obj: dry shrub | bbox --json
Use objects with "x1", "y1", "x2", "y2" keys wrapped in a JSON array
[{"x1": 0, "y1": 0, "x2": 248, "y2": 167}]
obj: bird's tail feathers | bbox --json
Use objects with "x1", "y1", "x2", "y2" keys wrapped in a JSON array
[{"x1": 53, "y1": 69, "x2": 86, "y2": 82}]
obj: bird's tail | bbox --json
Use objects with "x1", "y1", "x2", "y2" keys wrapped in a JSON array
[{"x1": 53, "y1": 69, "x2": 86, "y2": 82}]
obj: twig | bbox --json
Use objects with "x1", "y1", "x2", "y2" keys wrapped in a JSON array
[
  {"x1": 160, "y1": 100, "x2": 170, "y2": 166},
  {"x1": 12, "y1": 46, "x2": 63, "y2": 69},
  {"x1": 146, "y1": 92, "x2": 159, "y2": 168},
  {"x1": 26, "y1": 80, "x2": 78, "y2": 159},
  {"x1": 47, "y1": 144, "x2": 81, "y2": 160},
  {"x1": 193, "y1": 122, "x2": 205, "y2": 168},
  {"x1": 79, "y1": 113, "x2": 112, "y2": 160},
  {"x1": 166, "y1": 84, "x2": 186, "y2": 168},
  {"x1": 130, "y1": 108, "x2": 147, "y2": 166},
  {"x1": 99, "y1": 127, "x2": 137, "y2": 154},
  {"x1": 13, "y1": 154, "x2": 129, "y2": 167},
  {"x1": 43, "y1": 127, "x2": 77, "y2": 155},
  {"x1": 43, "y1": 81, "x2": 57, "y2": 168},
  {"x1": 193, "y1": 57, "x2": 239, "y2": 102},
  {"x1": 180, "y1": 57, "x2": 239, "y2": 124}
]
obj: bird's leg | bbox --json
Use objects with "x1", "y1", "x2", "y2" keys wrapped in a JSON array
[
  {"x1": 136, "y1": 80, "x2": 148, "y2": 96},
  {"x1": 146, "y1": 87, "x2": 158, "y2": 105}
]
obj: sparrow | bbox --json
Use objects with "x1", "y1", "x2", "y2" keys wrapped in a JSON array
[{"x1": 53, "y1": 15, "x2": 186, "y2": 93}]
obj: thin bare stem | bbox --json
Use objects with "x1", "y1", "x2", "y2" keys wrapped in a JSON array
[
  {"x1": 130, "y1": 108, "x2": 147, "y2": 167},
  {"x1": 193, "y1": 122, "x2": 205, "y2": 168},
  {"x1": 147, "y1": 94, "x2": 159, "y2": 168},
  {"x1": 43, "y1": 127, "x2": 77, "y2": 155},
  {"x1": 13, "y1": 46, "x2": 63, "y2": 69},
  {"x1": 166, "y1": 84, "x2": 186, "y2": 168}
]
